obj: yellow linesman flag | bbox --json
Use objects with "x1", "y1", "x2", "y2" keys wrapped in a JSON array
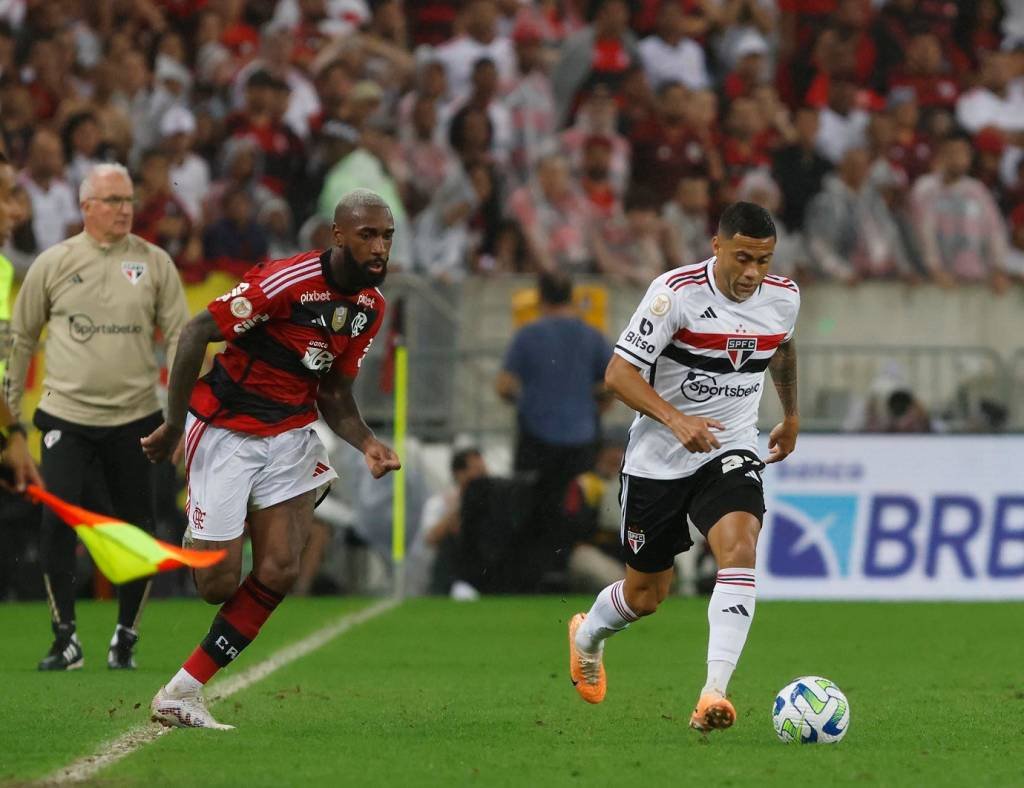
[{"x1": 26, "y1": 485, "x2": 226, "y2": 584}]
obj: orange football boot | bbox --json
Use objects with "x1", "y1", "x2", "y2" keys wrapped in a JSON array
[
  {"x1": 689, "y1": 692, "x2": 737, "y2": 731},
  {"x1": 568, "y1": 613, "x2": 606, "y2": 704}
]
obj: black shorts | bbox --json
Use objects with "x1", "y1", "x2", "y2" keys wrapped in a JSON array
[{"x1": 619, "y1": 449, "x2": 766, "y2": 573}]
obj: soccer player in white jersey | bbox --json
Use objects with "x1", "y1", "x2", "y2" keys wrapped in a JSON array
[{"x1": 567, "y1": 201, "x2": 801, "y2": 732}]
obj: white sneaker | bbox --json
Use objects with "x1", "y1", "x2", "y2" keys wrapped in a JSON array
[
  {"x1": 450, "y1": 580, "x2": 480, "y2": 601},
  {"x1": 150, "y1": 685, "x2": 235, "y2": 730}
]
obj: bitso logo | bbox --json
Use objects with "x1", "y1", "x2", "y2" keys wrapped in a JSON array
[{"x1": 768, "y1": 495, "x2": 858, "y2": 577}]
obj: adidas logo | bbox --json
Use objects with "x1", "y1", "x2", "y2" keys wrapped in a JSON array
[
  {"x1": 312, "y1": 462, "x2": 330, "y2": 478},
  {"x1": 70, "y1": 274, "x2": 84, "y2": 284},
  {"x1": 698, "y1": 307, "x2": 717, "y2": 319},
  {"x1": 722, "y1": 604, "x2": 750, "y2": 617}
]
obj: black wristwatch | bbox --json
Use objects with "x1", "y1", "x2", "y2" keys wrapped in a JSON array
[{"x1": 0, "y1": 422, "x2": 26, "y2": 451}]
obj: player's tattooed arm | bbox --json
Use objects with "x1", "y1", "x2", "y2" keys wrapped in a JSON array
[{"x1": 768, "y1": 339, "x2": 799, "y2": 420}]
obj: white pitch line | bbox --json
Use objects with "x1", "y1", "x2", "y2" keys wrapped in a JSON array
[{"x1": 41, "y1": 597, "x2": 400, "y2": 786}]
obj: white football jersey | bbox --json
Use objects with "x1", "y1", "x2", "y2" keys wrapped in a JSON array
[{"x1": 613, "y1": 257, "x2": 800, "y2": 479}]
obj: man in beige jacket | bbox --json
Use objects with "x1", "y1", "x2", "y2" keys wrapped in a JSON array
[{"x1": 4, "y1": 163, "x2": 189, "y2": 671}]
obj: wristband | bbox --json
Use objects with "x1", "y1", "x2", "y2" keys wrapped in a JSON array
[{"x1": 0, "y1": 422, "x2": 26, "y2": 450}]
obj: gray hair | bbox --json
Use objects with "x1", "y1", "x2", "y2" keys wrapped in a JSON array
[
  {"x1": 79, "y1": 163, "x2": 132, "y2": 204},
  {"x1": 333, "y1": 188, "x2": 392, "y2": 224}
]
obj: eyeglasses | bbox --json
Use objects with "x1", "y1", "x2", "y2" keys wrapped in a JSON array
[{"x1": 89, "y1": 196, "x2": 135, "y2": 207}]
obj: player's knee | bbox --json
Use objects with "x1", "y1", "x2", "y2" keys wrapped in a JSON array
[
  {"x1": 197, "y1": 572, "x2": 237, "y2": 604},
  {"x1": 719, "y1": 538, "x2": 757, "y2": 569},
  {"x1": 255, "y1": 556, "x2": 300, "y2": 594},
  {"x1": 626, "y1": 587, "x2": 662, "y2": 617}
]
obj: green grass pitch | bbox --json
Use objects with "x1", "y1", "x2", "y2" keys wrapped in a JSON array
[{"x1": 1, "y1": 596, "x2": 1022, "y2": 786}]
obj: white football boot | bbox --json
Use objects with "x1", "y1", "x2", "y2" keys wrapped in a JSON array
[{"x1": 151, "y1": 685, "x2": 235, "y2": 730}]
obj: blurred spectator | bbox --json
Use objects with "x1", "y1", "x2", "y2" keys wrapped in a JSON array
[
  {"x1": 663, "y1": 175, "x2": 712, "y2": 264},
  {"x1": 561, "y1": 439, "x2": 626, "y2": 593},
  {"x1": 560, "y1": 84, "x2": 630, "y2": 197},
  {"x1": 205, "y1": 137, "x2": 273, "y2": 226},
  {"x1": 956, "y1": 50, "x2": 1024, "y2": 135},
  {"x1": 62, "y1": 112, "x2": 108, "y2": 198},
  {"x1": 407, "y1": 447, "x2": 489, "y2": 596},
  {"x1": 396, "y1": 95, "x2": 454, "y2": 216},
  {"x1": 413, "y1": 159, "x2": 497, "y2": 281},
  {"x1": 231, "y1": 21, "x2": 321, "y2": 140},
  {"x1": 804, "y1": 147, "x2": 874, "y2": 282},
  {"x1": 134, "y1": 54, "x2": 192, "y2": 162},
  {"x1": 227, "y1": 71, "x2": 306, "y2": 208},
  {"x1": 442, "y1": 58, "x2": 512, "y2": 166},
  {"x1": 504, "y1": 17, "x2": 557, "y2": 181},
  {"x1": 258, "y1": 197, "x2": 299, "y2": 260},
  {"x1": 885, "y1": 87, "x2": 934, "y2": 182},
  {"x1": 721, "y1": 95, "x2": 775, "y2": 182},
  {"x1": 638, "y1": 0, "x2": 710, "y2": 91},
  {"x1": 160, "y1": 106, "x2": 210, "y2": 223},
  {"x1": 435, "y1": 0, "x2": 516, "y2": 99},
  {"x1": 203, "y1": 187, "x2": 270, "y2": 277},
  {"x1": 18, "y1": 130, "x2": 79, "y2": 251},
  {"x1": 2, "y1": 183, "x2": 36, "y2": 273},
  {"x1": 552, "y1": 0, "x2": 638, "y2": 127},
  {"x1": 578, "y1": 135, "x2": 621, "y2": 217},
  {"x1": 592, "y1": 186, "x2": 681, "y2": 285},
  {"x1": 972, "y1": 126, "x2": 1009, "y2": 207},
  {"x1": 722, "y1": 30, "x2": 771, "y2": 100},
  {"x1": 772, "y1": 105, "x2": 831, "y2": 232},
  {"x1": 1, "y1": 83, "x2": 35, "y2": 168},
  {"x1": 816, "y1": 75, "x2": 869, "y2": 164},
  {"x1": 507, "y1": 153, "x2": 594, "y2": 273},
  {"x1": 911, "y1": 132, "x2": 1010, "y2": 291},
  {"x1": 631, "y1": 82, "x2": 715, "y2": 204},
  {"x1": 866, "y1": 388, "x2": 934, "y2": 434},
  {"x1": 888, "y1": 30, "x2": 959, "y2": 111},
  {"x1": 133, "y1": 149, "x2": 200, "y2": 278}
]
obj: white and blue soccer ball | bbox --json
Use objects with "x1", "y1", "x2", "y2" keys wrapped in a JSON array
[{"x1": 772, "y1": 676, "x2": 850, "y2": 744}]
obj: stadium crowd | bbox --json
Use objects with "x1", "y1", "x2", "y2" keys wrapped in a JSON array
[{"x1": 0, "y1": 0, "x2": 1020, "y2": 290}]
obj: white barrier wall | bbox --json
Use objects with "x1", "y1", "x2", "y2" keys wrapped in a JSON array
[{"x1": 758, "y1": 435, "x2": 1024, "y2": 599}]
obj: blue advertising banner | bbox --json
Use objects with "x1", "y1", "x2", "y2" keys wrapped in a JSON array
[{"x1": 758, "y1": 436, "x2": 1024, "y2": 599}]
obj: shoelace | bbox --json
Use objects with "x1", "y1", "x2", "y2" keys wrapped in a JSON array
[{"x1": 578, "y1": 652, "x2": 602, "y2": 685}]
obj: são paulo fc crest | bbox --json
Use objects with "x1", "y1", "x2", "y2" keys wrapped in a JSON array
[
  {"x1": 627, "y1": 529, "x2": 645, "y2": 554},
  {"x1": 121, "y1": 261, "x2": 146, "y2": 285},
  {"x1": 726, "y1": 337, "x2": 757, "y2": 370},
  {"x1": 331, "y1": 306, "x2": 348, "y2": 332}
]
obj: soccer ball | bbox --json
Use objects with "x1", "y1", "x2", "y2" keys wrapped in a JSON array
[{"x1": 772, "y1": 676, "x2": 850, "y2": 744}]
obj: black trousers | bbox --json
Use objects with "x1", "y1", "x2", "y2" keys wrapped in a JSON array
[{"x1": 34, "y1": 409, "x2": 163, "y2": 631}]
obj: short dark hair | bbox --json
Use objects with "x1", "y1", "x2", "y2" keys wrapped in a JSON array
[
  {"x1": 451, "y1": 447, "x2": 482, "y2": 475},
  {"x1": 718, "y1": 201, "x2": 776, "y2": 240},
  {"x1": 538, "y1": 271, "x2": 573, "y2": 306}
]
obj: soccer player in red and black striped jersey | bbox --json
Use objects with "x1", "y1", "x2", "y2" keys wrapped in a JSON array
[
  {"x1": 141, "y1": 189, "x2": 401, "y2": 729},
  {"x1": 567, "y1": 202, "x2": 801, "y2": 734}
]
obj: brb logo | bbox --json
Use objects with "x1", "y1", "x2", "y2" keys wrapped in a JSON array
[{"x1": 768, "y1": 494, "x2": 1024, "y2": 579}]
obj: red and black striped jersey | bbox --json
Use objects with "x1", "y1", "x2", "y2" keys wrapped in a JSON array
[
  {"x1": 189, "y1": 249, "x2": 385, "y2": 436},
  {"x1": 613, "y1": 257, "x2": 800, "y2": 479}
]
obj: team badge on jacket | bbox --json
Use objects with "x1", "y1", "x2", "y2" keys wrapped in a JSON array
[{"x1": 121, "y1": 261, "x2": 146, "y2": 285}]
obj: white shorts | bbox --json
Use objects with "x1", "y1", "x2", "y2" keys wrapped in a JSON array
[{"x1": 184, "y1": 414, "x2": 339, "y2": 542}]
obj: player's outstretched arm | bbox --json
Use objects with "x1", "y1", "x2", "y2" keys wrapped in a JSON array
[
  {"x1": 317, "y1": 369, "x2": 401, "y2": 479},
  {"x1": 141, "y1": 310, "x2": 223, "y2": 464},
  {"x1": 765, "y1": 339, "x2": 800, "y2": 464},
  {"x1": 605, "y1": 354, "x2": 724, "y2": 454}
]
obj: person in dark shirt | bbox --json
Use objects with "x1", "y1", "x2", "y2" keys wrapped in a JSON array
[
  {"x1": 495, "y1": 271, "x2": 612, "y2": 583},
  {"x1": 771, "y1": 105, "x2": 832, "y2": 232}
]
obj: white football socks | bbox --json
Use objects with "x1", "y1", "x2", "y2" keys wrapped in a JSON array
[
  {"x1": 167, "y1": 667, "x2": 203, "y2": 696},
  {"x1": 703, "y1": 568, "x2": 757, "y2": 695},
  {"x1": 575, "y1": 580, "x2": 638, "y2": 654}
]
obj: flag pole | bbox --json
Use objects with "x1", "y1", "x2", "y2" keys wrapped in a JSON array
[{"x1": 391, "y1": 342, "x2": 408, "y2": 600}]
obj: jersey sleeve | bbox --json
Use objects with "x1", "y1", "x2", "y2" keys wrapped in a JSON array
[
  {"x1": 337, "y1": 303, "x2": 386, "y2": 377},
  {"x1": 206, "y1": 266, "x2": 291, "y2": 339},
  {"x1": 612, "y1": 279, "x2": 681, "y2": 368},
  {"x1": 782, "y1": 288, "x2": 801, "y2": 342}
]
